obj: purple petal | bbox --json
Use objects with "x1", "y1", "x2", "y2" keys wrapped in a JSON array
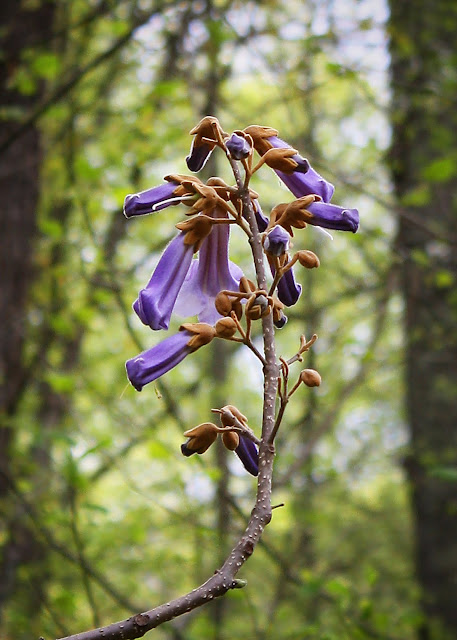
[
  {"x1": 173, "y1": 208, "x2": 243, "y2": 325},
  {"x1": 126, "y1": 330, "x2": 192, "y2": 391},
  {"x1": 275, "y1": 167, "x2": 334, "y2": 202},
  {"x1": 306, "y1": 201, "x2": 359, "y2": 232},
  {"x1": 186, "y1": 139, "x2": 214, "y2": 172},
  {"x1": 264, "y1": 225, "x2": 290, "y2": 256},
  {"x1": 268, "y1": 136, "x2": 334, "y2": 202},
  {"x1": 276, "y1": 268, "x2": 302, "y2": 307},
  {"x1": 226, "y1": 132, "x2": 251, "y2": 160},
  {"x1": 124, "y1": 182, "x2": 179, "y2": 218},
  {"x1": 248, "y1": 199, "x2": 269, "y2": 232},
  {"x1": 235, "y1": 436, "x2": 259, "y2": 476},
  {"x1": 134, "y1": 233, "x2": 194, "y2": 330}
]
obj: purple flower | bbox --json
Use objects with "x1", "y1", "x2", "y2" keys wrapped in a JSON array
[
  {"x1": 252, "y1": 201, "x2": 301, "y2": 307},
  {"x1": 186, "y1": 116, "x2": 227, "y2": 172},
  {"x1": 226, "y1": 132, "x2": 251, "y2": 160},
  {"x1": 124, "y1": 181, "x2": 180, "y2": 218},
  {"x1": 126, "y1": 324, "x2": 216, "y2": 391},
  {"x1": 276, "y1": 269, "x2": 302, "y2": 307},
  {"x1": 264, "y1": 225, "x2": 290, "y2": 257},
  {"x1": 268, "y1": 136, "x2": 334, "y2": 202},
  {"x1": 306, "y1": 201, "x2": 359, "y2": 233},
  {"x1": 173, "y1": 208, "x2": 243, "y2": 325},
  {"x1": 235, "y1": 436, "x2": 259, "y2": 476},
  {"x1": 244, "y1": 126, "x2": 334, "y2": 202},
  {"x1": 133, "y1": 232, "x2": 194, "y2": 331},
  {"x1": 186, "y1": 139, "x2": 214, "y2": 172},
  {"x1": 126, "y1": 330, "x2": 193, "y2": 391},
  {"x1": 134, "y1": 208, "x2": 243, "y2": 330}
]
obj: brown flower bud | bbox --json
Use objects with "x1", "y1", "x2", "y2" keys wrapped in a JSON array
[
  {"x1": 222, "y1": 431, "x2": 240, "y2": 451},
  {"x1": 181, "y1": 422, "x2": 218, "y2": 456},
  {"x1": 180, "y1": 323, "x2": 216, "y2": 350},
  {"x1": 215, "y1": 317, "x2": 238, "y2": 339},
  {"x1": 296, "y1": 250, "x2": 320, "y2": 269},
  {"x1": 214, "y1": 292, "x2": 233, "y2": 316},
  {"x1": 300, "y1": 369, "x2": 322, "y2": 387}
]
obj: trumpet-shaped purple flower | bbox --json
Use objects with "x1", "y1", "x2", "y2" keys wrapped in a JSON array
[
  {"x1": 124, "y1": 181, "x2": 181, "y2": 218},
  {"x1": 173, "y1": 209, "x2": 243, "y2": 325},
  {"x1": 126, "y1": 330, "x2": 193, "y2": 391},
  {"x1": 235, "y1": 436, "x2": 259, "y2": 476},
  {"x1": 268, "y1": 136, "x2": 334, "y2": 202},
  {"x1": 306, "y1": 201, "x2": 359, "y2": 233},
  {"x1": 245, "y1": 126, "x2": 334, "y2": 202},
  {"x1": 134, "y1": 208, "x2": 243, "y2": 330},
  {"x1": 134, "y1": 232, "x2": 194, "y2": 331}
]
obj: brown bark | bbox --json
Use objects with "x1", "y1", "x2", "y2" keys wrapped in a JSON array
[{"x1": 388, "y1": 2, "x2": 457, "y2": 637}]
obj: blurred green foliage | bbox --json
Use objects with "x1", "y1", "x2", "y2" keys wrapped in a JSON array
[{"x1": 1, "y1": 1, "x2": 420, "y2": 639}]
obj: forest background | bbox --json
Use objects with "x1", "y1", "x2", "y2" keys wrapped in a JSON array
[{"x1": 1, "y1": 1, "x2": 457, "y2": 639}]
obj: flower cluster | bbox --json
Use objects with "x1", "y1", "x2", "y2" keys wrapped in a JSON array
[{"x1": 123, "y1": 117, "x2": 359, "y2": 475}]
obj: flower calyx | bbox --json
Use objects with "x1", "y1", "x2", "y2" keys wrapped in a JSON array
[
  {"x1": 245, "y1": 292, "x2": 273, "y2": 320},
  {"x1": 243, "y1": 125, "x2": 279, "y2": 155},
  {"x1": 180, "y1": 323, "x2": 216, "y2": 350},
  {"x1": 175, "y1": 215, "x2": 215, "y2": 251},
  {"x1": 181, "y1": 423, "x2": 218, "y2": 456},
  {"x1": 189, "y1": 116, "x2": 228, "y2": 148},
  {"x1": 269, "y1": 196, "x2": 320, "y2": 236}
]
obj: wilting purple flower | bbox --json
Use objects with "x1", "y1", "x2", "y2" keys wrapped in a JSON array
[
  {"x1": 264, "y1": 225, "x2": 290, "y2": 257},
  {"x1": 173, "y1": 208, "x2": 243, "y2": 325},
  {"x1": 226, "y1": 132, "x2": 251, "y2": 160},
  {"x1": 124, "y1": 181, "x2": 180, "y2": 218},
  {"x1": 134, "y1": 232, "x2": 194, "y2": 331},
  {"x1": 267, "y1": 136, "x2": 334, "y2": 202},
  {"x1": 306, "y1": 201, "x2": 359, "y2": 233},
  {"x1": 126, "y1": 330, "x2": 193, "y2": 391},
  {"x1": 235, "y1": 436, "x2": 259, "y2": 476}
]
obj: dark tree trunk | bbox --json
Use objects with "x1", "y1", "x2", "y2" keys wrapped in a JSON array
[
  {"x1": 388, "y1": 2, "x2": 457, "y2": 638},
  {"x1": 0, "y1": 0, "x2": 56, "y2": 618}
]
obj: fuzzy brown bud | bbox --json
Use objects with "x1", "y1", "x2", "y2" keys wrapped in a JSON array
[
  {"x1": 300, "y1": 369, "x2": 322, "y2": 387},
  {"x1": 222, "y1": 431, "x2": 240, "y2": 451},
  {"x1": 214, "y1": 292, "x2": 233, "y2": 316},
  {"x1": 296, "y1": 250, "x2": 320, "y2": 269},
  {"x1": 215, "y1": 317, "x2": 238, "y2": 339}
]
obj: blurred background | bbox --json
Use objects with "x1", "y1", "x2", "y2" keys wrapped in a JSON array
[{"x1": 1, "y1": 1, "x2": 456, "y2": 639}]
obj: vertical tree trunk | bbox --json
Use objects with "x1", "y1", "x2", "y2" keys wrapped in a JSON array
[
  {"x1": 388, "y1": 2, "x2": 457, "y2": 637},
  {"x1": 0, "y1": 0, "x2": 55, "y2": 619}
]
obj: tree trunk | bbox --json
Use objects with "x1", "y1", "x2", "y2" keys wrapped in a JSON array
[
  {"x1": 0, "y1": 0, "x2": 56, "y2": 620},
  {"x1": 388, "y1": 2, "x2": 457, "y2": 637}
]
